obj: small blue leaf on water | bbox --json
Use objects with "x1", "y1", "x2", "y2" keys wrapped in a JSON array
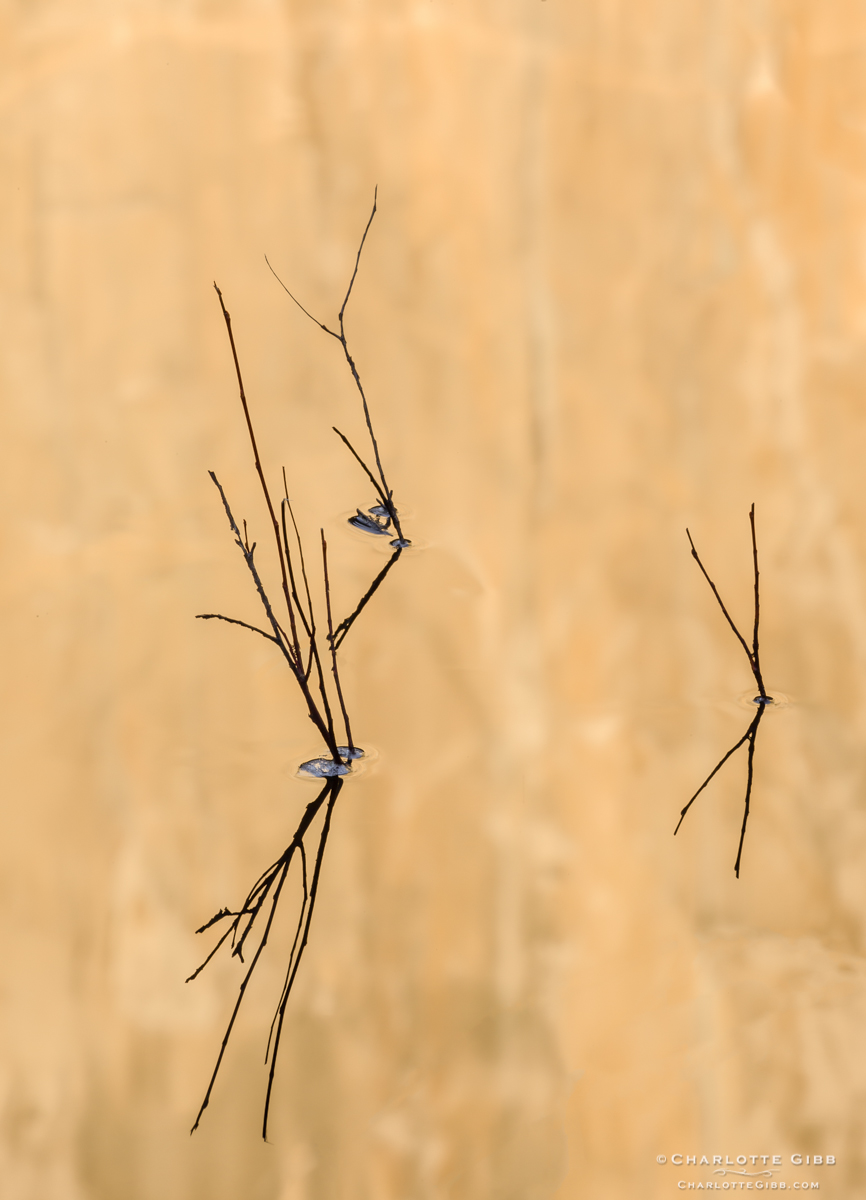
[
  {"x1": 298, "y1": 758, "x2": 349, "y2": 777},
  {"x1": 348, "y1": 508, "x2": 391, "y2": 535},
  {"x1": 298, "y1": 746, "x2": 364, "y2": 778}
]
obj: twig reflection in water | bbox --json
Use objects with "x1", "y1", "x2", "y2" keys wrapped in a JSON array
[
  {"x1": 188, "y1": 194, "x2": 408, "y2": 1139},
  {"x1": 675, "y1": 504, "x2": 775, "y2": 878}
]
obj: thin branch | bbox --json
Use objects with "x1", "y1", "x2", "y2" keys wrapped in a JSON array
[
  {"x1": 338, "y1": 186, "x2": 378, "y2": 324},
  {"x1": 189, "y1": 780, "x2": 336, "y2": 1135},
  {"x1": 265, "y1": 842, "x2": 308, "y2": 1066},
  {"x1": 749, "y1": 503, "x2": 767, "y2": 698},
  {"x1": 208, "y1": 472, "x2": 296, "y2": 669},
  {"x1": 280, "y1": 480, "x2": 314, "y2": 638},
  {"x1": 332, "y1": 426, "x2": 390, "y2": 509},
  {"x1": 266, "y1": 192, "x2": 407, "y2": 545},
  {"x1": 333, "y1": 545, "x2": 403, "y2": 651},
  {"x1": 207, "y1": 470, "x2": 342, "y2": 758},
  {"x1": 674, "y1": 709, "x2": 760, "y2": 835},
  {"x1": 194, "y1": 907, "x2": 234, "y2": 935},
  {"x1": 190, "y1": 859, "x2": 291, "y2": 1134},
  {"x1": 186, "y1": 921, "x2": 239, "y2": 983},
  {"x1": 262, "y1": 780, "x2": 341, "y2": 1140},
  {"x1": 196, "y1": 613, "x2": 280, "y2": 645},
  {"x1": 734, "y1": 705, "x2": 765, "y2": 877},
  {"x1": 277, "y1": 491, "x2": 339, "y2": 744},
  {"x1": 686, "y1": 527, "x2": 754, "y2": 671},
  {"x1": 332, "y1": 189, "x2": 394, "y2": 516},
  {"x1": 265, "y1": 255, "x2": 340, "y2": 340},
  {"x1": 678, "y1": 505, "x2": 772, "y2": 875},
  {"x1": 233, "y1": 869, "x2": 284, "y2": 964},
  {"x1": 321, "y1": 531, "x2": 354, "y2": 754},
  {"x1": 214, "y1": 284, "x2": 306, "y2": 664}
]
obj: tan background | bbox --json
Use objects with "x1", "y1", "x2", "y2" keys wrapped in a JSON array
[{"x1": 3, "y1": 1, "x2": 866, "y2": 1197}]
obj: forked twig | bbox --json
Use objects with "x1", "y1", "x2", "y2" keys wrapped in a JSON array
[
  {"x1": 260, "y1": 781, "x2": 338, "y2": 1137},
  {"x1": 188, "y1": 779, "x2": 341, "y2": 1137},
  {"x1": 676, "y1": 504, "x2": 772, "y2": 876},
  {"x1": 190, "y1": 195, "x2": 408, "y2": 1139},
  {"x1": 265, "y1": 188, "x2": 408, "y2": 546}
]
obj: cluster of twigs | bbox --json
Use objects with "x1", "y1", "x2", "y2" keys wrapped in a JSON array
[
  {"x1": 185, "y1": 187, "x2": 780, "y2": 1147},
  {"x1": 188, "y1": 193, "x2": 406, "y2": 1139},
  {"x1": 675, "y1": 504, "x2": 772, "y2": 878}
]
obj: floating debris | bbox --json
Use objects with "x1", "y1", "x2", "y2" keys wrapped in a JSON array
[
  {"x1": 349, "y1": 505, "x2": 392, "y2": 536},
  {"x1": 298, "y1": 746, "x2": 365, "y2": 778},
  {"x1": 738, "y1": 688, "x2": 788, "y2": 710}
]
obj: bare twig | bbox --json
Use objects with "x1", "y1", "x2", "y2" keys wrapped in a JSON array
[
  {"x1": 206, "y1": 470, "x2": 339, "y2": 757},
  {"x1": 735, "y1": 704, "x2": 765, "y2": 877},
  {"x1": 196, "y1": 612, "x2": 281, "y2": 645},
  {"x1": 189, "y1": 780, "x2": 338, "y2": 1135},
  {"x1": 676, "y1": 505, "x2": 772, "y2": 876},
  {"x1": 261, "y1": 780, "x2": 340, "y2": 1139},
  {"x1": 265, "y1": 189, "x2": 408, "y2": 544},
  {"x1": 321, "y1": 531, "x2": 354, "y2": 754},
  {"x1": 685, "y1": 503, "x2": 767, "y2": 700},
  {"x1": 749, "y1": 504, "x2": 767, "y2": 699},
  {"x1": 213, "y1": 285, "x2": 300, "y2": 657},
  {"x1": 332, "y1": 545, "x2": 403, "y2": 650},
  {"x1": 331, "y1": 426, "x2": 390, "y2": 510}
]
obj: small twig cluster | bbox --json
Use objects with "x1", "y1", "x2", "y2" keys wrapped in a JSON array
[
  {"x1": 189, "y1": 194, "x2": 406, "y2": 1138},
  {"x1": 266, "y1": 188, "x2": 408, "y2": 549},
  {"x1": 188, "y1": 776, "x2": 341, "y2": 1137},
  {"x1": 675, "y1": 504, "x2": 772, "y2": 877}
]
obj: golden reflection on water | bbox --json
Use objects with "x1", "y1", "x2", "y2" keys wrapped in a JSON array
[{"x1": 3, "y1": 3, "x2": 866, "y2": 1198}]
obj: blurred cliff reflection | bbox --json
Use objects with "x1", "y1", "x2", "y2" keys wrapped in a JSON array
[{"x1": 3, "y1": 3, "x2": 866, "y2": 1199}]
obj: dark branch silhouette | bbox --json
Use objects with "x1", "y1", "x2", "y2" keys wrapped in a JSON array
[
  {"x1": 332, "y1": 545, "x2": 403, "y2": 651},
  {"x1": 265, "y1": 188, "x2": 409, "y2": 546},
  {"x1": 321, "y1": 530, "x2": 354, "y2": 755},
  {"x1": 676, "y1": 504, "x2": 772, "y2": 877},
  {"x1": 188, "y1": 779, "x2": 341, "y2": 1137},
  {"x1": 190, "y1": 194, "x2": 408, "y2": 1139},
  {"x1": 196, "y1": 612, "x2": 281, "y2": 645}
]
